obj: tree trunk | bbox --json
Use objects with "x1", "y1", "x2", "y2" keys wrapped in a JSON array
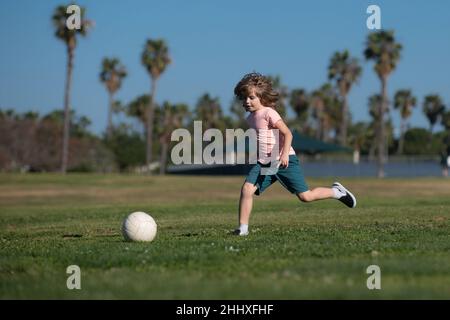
[
  {"x1": 369, "y1": 117, "x2": 379, "y2": 162},
  {"x1": 377, "y1": 76, "x2": 388, "y2": 178},
  {"x1": 146, "y1": 79, "x2": 157, "y2": 170},
  {"x1": 106, "y1": 91, "x2": 114, "y2": 139},
  {"x1": 340, "y1": 94, "x2": 348, "y2": 146},
  {"x1": 61, "y1": 45, "x2": 74, "y2": 174},
  {"x1": 107, "y1": 91, "x2": 114, "y2": 139},
  {"x1": 427, "y1": 123, "x2": 434, "y2": 150},
  {"x1": 369, "y1": 141, "x2": 376, "y2": 161},
  {"x1": 315, "y1": 119, "x2": 321, "y2": 140},
  {"x1": 396, "y1": 117, "x2": 406, "y2": 155},
  {"x1": 315, "y1": 105, "x2": 322, "y2": 140},
  {"x1": 159, "y1": 137, "x2": 168, "y2": 175}
]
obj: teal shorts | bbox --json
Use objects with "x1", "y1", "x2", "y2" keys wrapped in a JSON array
[{"x1": 246, "y1": 155, "x2": 309, "y2": 196}]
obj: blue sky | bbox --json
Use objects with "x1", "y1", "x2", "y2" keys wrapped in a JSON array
[{"x1": 0, "y1": 0, "x2": 449, "y2": 136}]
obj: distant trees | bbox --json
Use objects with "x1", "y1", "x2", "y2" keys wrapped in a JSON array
[
  {"x1": 141, "y1": 39, "x2": 171, "y2": 168},
  {"x1": 348, "y1": 122, "x2": 371, "y2": 156},
  {"x1": 423, "y1": 95, "x2": 445, "y2": 135},
  {"x1": 194, "y1": 94, "x2": 224, "y2": 131},
  {"x1": 104, "y1": 124, "x2": 145, "y2": 171},
  {"x1": 0, "y1": 109, "x2": 115, "y2": 172},
  {"x1": 328, "y1": 50, "x2": 362, "y2": 146},
  {"x1": 394, "y1": 90, "x2": 416, "y2": 155},
  {"x1": 310, "y1": 83, "x2": 340, "y2": 142},
  {"x1": 158, "y1": 102, "x2": 189, "y2": 174},
  {"x1": 229, "y1": 97, "x2": 248, "y2": 130},
  {"x1": 126, "y1": 94, "x2": 150, "y2": 131},
  {"x1": 3, "y1": 5, "x2": 442, "y2": 175},
  {"x1": 267, "y1": 75, "x2": 288, "y2": 117},
  {"x1": 99, "y1": 58, "x2": 127, "y2": 138},
  {"x1": 52, "y1": 5, "x2": 92, "y2": 173},
  {"x1": 364, "y1": 30, "x2": 402, "y2": 177},
  {"x1": 442, "y1": 110, "x2": 450, "y2": 132},
  {"x1": 402, "y1": 128, "x2": 444, "y2": 155},
  {"x1": 289, "y1": 89, "x2": 309, "y2": 133}
]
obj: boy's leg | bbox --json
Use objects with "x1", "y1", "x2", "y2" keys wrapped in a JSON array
[
  {"x1": 297, "y1": 188, "x2": 334, "y2": 202},
  {"x1": 234, "y1": 182, "x2": 258, "y2": 236},
  {"x1": 238, "y1": 182, "x2": 258, "y2": 225},
  {"x1": 235, "y1": 163, "x2": 277, "y2": 235},
  {"x1": 297, "y1": 182, "x2": 356, "y2": 208},
  {"x1": 275, "y1": 156, "x2": 356, "y2": 208}
]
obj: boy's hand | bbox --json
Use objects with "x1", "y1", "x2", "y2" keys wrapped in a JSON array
[{"x1": 279, "y1": 153, "x2": 289, "y2": 168}]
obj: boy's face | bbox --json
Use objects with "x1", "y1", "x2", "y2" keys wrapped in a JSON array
[{"x1": 242, "y1": 87, "x2": 264, "y2": 112}]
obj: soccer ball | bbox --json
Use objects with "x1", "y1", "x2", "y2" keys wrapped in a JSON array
[{"x1": 122, "y1": 211, "x2": 157, "y2": 242}]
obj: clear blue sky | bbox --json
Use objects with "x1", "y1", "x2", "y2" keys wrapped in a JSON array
[{"x1": 1, "y1": 0, "x2": 449, "y2": 136}]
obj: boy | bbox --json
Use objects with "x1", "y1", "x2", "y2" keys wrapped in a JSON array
[{"x1": 233, "y1": 73, "x2": 356, "y2": 236}]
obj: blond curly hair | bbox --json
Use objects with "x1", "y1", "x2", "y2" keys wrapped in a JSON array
[{"x1": 233, "y1": 72, "x2": 279, "y2": 109}]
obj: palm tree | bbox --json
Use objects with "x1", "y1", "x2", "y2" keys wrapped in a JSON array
[
  {"x1": 328, "y1": 50, "x2": 362, "y2": 145},
  {"x1": 158, "y1": 102, "x2": 189, "y2": 174},
  {"x1": 311, "y1": 83, "x2": 339, "y2": 142},
  {"x1": 52, "y1": 5, "x2": 92, "y2": 173},
  {"x1": 394, "y1": 90, "x2": 416, "y2": 155},
  {"x1": 289, "y1": 88, "x2": 310, "y2": 133},
  {"x1": 349, "y1": 122, "x2": 370, "y2": 150},
  {"x1": 195, "y1": 93, "x2": 224, "y2": 131},
  {"x1": 99, "y1": 58, "x2": 127, "y2": 139},
  {"x1": 442, "y1": 110, "x2": 450, "y2": 132},
  {"x1": 126, "y1": 95, "x2": 150, "y2": 135},
  {"x1": 423, "y1": 95, "x2": 445, "y2": 135},
  {"x1": 141, "y1": 39, "x2": 171, "y2": 169},
  {"x1": 368, "y1": 94, "x2": 382, "y2": 160},
  {"x1": 364, "y1": 30, "x2": 402, "y2": 178},
  {"x1": 311, "y1": 89, "x2": 326, "y2": 140},
  {"x1": 127, "y1": 95, "x2": 149, "y2": 121}
]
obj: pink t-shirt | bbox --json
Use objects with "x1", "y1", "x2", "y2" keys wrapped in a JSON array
[{"x1": 246, "y1": 107, "x2": 296, "y2": 164}]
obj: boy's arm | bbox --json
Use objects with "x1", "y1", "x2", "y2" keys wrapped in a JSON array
[{"x1": 273, "y1": 119, "x2": 293, "y2": 168}]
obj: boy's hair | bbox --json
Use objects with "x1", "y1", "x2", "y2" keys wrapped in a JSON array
[{"x1": 234, "y1": 72, "x2": 279, "y2": 108}]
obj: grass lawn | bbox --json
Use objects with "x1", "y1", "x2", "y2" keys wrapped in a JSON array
[{"x1": 1, "y1": 174, "x2": 449, "y2": 299}]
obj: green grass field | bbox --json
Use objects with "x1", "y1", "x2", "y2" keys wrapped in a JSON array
[{"x1": 1, "y1": 174, "x2": 449, "y2": 299}]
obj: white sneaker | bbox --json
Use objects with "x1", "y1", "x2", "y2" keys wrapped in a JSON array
[
  {"x1": 233, "y1": 229, "x2": 249, "y2": 236},
  {"x1": 332, "y1": 182, "x2": 357, "y2": 208}
]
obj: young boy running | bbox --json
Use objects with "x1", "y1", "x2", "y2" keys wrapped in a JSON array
[{"x1": 233, "y1": 73, "x2": 356, "y2": 236}]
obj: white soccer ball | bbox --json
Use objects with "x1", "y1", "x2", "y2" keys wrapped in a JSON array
[{"x1": 122, "y1": 211, "x2": 157, "y2": 242}]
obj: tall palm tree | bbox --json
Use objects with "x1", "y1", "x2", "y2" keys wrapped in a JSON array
[
  {"x1": 52, "y1": 5, "x2": 92, "y2": 173},
  {"x1": 394, "y1": 89, "x2": 416, "y2": 155},
  {"x1": 99, "y1": 58, "x2": 127, "y2": 139},
  {"x1": 364, "y1": 30, "x2": 402, "y2": 178},
  {"x1": 141, "y1": 39, "x2": 171, "y2": 168},
  {"x1": 423, "y1": 95, "x2": 445, "y2": 135},
  {"x1": 328, "y1": 50, "x2": 362, "y2": 146}
]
